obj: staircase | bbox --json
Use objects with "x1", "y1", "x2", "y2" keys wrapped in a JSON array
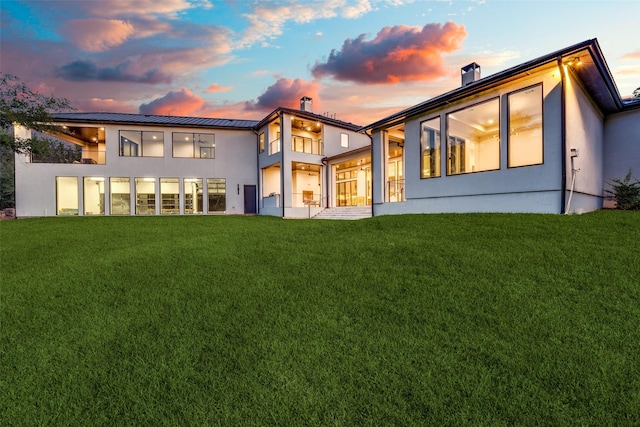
[{"x1": 312, "y1": 206, "x2": 372, "y2": 220}]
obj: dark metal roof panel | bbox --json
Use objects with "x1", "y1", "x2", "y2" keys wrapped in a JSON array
[{"x1": 52, "y1": 112, "x2": 259, "y2": 129}]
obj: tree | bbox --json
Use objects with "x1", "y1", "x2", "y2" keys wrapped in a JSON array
[
  {"x1": 1, "y1": 73, "x2": 73, "y2": 154},
  {"x1": 0, "y1": 73, "x2": 73, "y2": 210},
  {"x1": 634, "y1": 87, "x2": 640, "y2": 98}
]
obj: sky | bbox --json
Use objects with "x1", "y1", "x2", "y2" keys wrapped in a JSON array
[{"x1": 1, "y1": 0, "x2": 639, "y2": 125}]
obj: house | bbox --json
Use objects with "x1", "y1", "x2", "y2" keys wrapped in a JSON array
[
  {"x1": 362, "y1": 39, "x2": 640, "y2": 215},
  {"x1": 13, "y1": 99, "x2": 369, "y2": 218},
  {"x1": 12, "y1": 39, "x2": 640, "y2": 218}
]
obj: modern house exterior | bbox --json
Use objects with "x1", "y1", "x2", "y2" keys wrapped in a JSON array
[
  {"x1": 363, "y1": 39, "x2": 640, "y2": 215},
  {"x1": 12, "y1": 39, "x2": 640, "y2": 218}
]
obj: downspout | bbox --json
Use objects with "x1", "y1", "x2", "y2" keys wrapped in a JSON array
[
  {"x1": 557, "y1": 56, "x2": 568, "y2": 214},
  {"x1": 364, "y1": 129, "x2": 374, "y2": 217},
  {"x1": 251, "y1": 127, "x2": 259, "y2": 215},
  {"x1": 279, "y1": 111, "x2": 285, "y2": 217}
]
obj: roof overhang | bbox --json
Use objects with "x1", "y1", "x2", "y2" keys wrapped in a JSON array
[{"x1": 360, "y1": 39, "x2": 625, "y2": 132}]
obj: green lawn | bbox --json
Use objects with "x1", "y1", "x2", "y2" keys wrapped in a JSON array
[{"x1": 1, "y1": 212, "x2": 639, "y2": 425}]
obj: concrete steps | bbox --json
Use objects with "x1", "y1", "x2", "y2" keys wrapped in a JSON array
[{"x1": 312, "y1": 206, "x2": 372, "y2": 220}]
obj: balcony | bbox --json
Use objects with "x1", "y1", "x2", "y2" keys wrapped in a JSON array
[
  {"x1": 269, "y1": 138, "x2": 281, "y2": 155},
  {"x1": 291, "y1": 136, "x2": 323, "y2": 155}
]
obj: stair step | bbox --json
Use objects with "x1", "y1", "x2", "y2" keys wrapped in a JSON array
[{"x1": 312, "y1": 207, "x2": 372, "y2": 220}]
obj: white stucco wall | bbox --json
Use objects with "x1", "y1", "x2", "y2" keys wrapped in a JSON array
[
  {"x1": 563, "y1": 70, "x2": 605, "y2": 213},
  {"x1": 603, "y1": 108, "x2": 640, "y2": 190},
  {"x1": 15, "y1": 123, "x2": 258, "y2": 217}
]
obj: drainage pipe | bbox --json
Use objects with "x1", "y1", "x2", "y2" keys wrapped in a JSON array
[{"x1": 557, "y1": 56, "x2": 568, "y2": 214}]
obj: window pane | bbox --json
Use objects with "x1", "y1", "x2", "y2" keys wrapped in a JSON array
[
  {"x1": 259, "y1": 133, "x2": 265, "y2": 153},
  {"x1": 120, "y1": 130, "x2": 140, "y2": 157},
  {"x1": 135, "y1": 178, "x2": 156, "y2": 215},
  {"x1": 173, "y1": 132, "x2": 194, "y2": 158},
  {"x1": 195, "y1": 133, "x2": 215, "y2": 158},
  {"x1": 56, "y1": 176, "x2": 78, "y2": 215},
  {"x1": 160, "y1": 178, "x2": 179, "y2": 214},
  {"x1": 184, "y1": 178, "x2": 203, "y2": 214},
  {"x1": 83, "y1": 177, "x2": 105, "y2": 215},
  {"x1": 509, "y1": 85, "x2": 543, "y2": 167},
  {"x1": 447, "y1": 99, "x2": 500, "y2": 175},
  {"x1": 110, "y1": 177, "x2": 130, "y2": 215},
  {"x1": 142, "y1": 131, "x2": 164, "y2": 157},
  {"x1": 340, "y1": 133, "x2": 349, "y2": 148},
  {"x1": 207, "y1": 178, "x2": 226, "y2": 212},
  {"x1": 421, "y1": 117, "x2": 441, "y2": 178}
]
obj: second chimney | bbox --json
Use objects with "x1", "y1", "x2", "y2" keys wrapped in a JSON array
[
  {"x1": 461, "y1": 63, "x2": 481, "y2": 86},
  {"x1": 300, "y1": 96, "x2": 313, "y2": 112}
]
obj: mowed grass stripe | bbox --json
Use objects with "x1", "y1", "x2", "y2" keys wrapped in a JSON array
[{"x1": 1, "y1": 212, "x2": 639, "y2": 425}]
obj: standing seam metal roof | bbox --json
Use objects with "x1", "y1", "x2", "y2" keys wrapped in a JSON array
[{"x1": 52, "y1": 112, "x2": 259, "y2": 129}]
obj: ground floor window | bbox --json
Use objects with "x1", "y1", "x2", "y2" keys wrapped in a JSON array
[
  {"x1": 160, "y1": 178, "x2": 179, "y2": 214},
  {"x1": 447, "y1": 98, "x2": 500, "y2": 175},
  {"x1": 56, "y1": 176, "x2": 78, "y2": 215},
  {"x1": 135, "y1": 178, "x2": 156, "y2": 215},
  {"x1": 508, "y1": 84, "x2": 543, "y2": 167},
  {"x1": 207, "y1": 178, "x2": 226, "y2": 212},
  {"x1": 83, "y1": 177, "x2": 105, "y2": 215},
  {"x1": 110, "y1": 177, "x2": 130, "y2": 215},
  {"x1": 421, "y1": 117, "x2": 441, "y2": 178},
  {"x1": 184, "y1": 178, "x2": 203, "y2": 214}
]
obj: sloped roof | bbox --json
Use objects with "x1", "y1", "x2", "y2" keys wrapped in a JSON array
[
  {"x1": 254, "y1": 107, "x2": 362, "y2": 131},
  {"x1": 52, "y1": 112, "x2": 259, "y2": 130},
  {"x1": 360, "y1": 39, "x2": 627, "y2": 132}
]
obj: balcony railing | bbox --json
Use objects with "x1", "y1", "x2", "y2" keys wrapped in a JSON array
[
  {"x1": 269, "y1": 138, "x2": 281, "y2": 155},
  {"x1": 388, "y1": 179, "x2": 405, "y2": 202},
  {"x1": 30, "y1": 149, "x2": 106, "y2": 165},
  {"x1": 291, "y1": 136, "x2": 323, "y2": 155}
]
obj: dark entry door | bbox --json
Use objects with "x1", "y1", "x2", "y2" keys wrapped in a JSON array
[{"x1": 244, "y1": 185, "x2": 257, "y2": 214}]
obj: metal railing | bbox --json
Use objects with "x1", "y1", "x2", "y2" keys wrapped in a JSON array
[
  {"x1": 269, "y1": 138, "x2": 281, "y2": 155},
  {"x1": 291, "y1": 136, "x2": 323, "y2": 155}
]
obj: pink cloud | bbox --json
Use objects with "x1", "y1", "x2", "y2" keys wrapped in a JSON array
[
  {"x1": 205, "y1": 83, "x2": 233, "y2": 93},
  {"x1": 245, "y1": 78, "x2": 321, "y2": 112},
  {"x1": 61, "y1": 19, "x2": 135, "y2": 52},
  {"x1": 75, "y1": 97, "x2": 138, "y2": 113},
  {"x1": 312, "y1": 21, "x2": 467, "y2": 84},
  {"x1": 621, "y1": 50, "x2": 640, "y2": 61},
  {"x1": 139, "y1": 89, "x2": 205, "y2": 116}
]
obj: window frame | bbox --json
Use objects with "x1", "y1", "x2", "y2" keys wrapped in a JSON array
[
  {"x1": 172, "y1": 132, "x2": 216, "y2": 159},
  {"x1": 507, "y1": 83, "x2": 544, "y2": 168},
  {"x1": 446, "y1": 97, "x2": 501, "y2": 176},
  {"x1": 420, "y1": 116, "x2": 441, "y2": 179},
  {"x1": 119, "y1": 130, "x2": 164, "y2": 157}
]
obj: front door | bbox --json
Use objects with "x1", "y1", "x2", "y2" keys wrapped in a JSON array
[{"x1": 244, "y1": 185, "x2": 257, "y2": 214}]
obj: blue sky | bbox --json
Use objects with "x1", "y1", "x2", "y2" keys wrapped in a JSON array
[{"x1": 1, "y1": 0, "x2": 638, "y2": 125}]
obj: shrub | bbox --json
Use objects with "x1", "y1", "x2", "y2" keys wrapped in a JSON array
[{"x1": 605, "y1": 169, "x2": 640, "y2": 210}]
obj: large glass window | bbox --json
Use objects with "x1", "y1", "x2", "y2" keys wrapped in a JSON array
[
  {"x1": 119, "y1": 131, "x2": 164, "y2": 157},
  {"x1": 135, "y1": 178, "x2": 156, "y2": 215},
  {"x1": 160, "y1": 178, "x2": 179, "y2": 214},
  {"x1": 447, "y1": 98, "x2": 500, "y2": 175},
  {"x1": 110, "y1": 177, "x2": 130, "y2": 215},
  {"x1": 83, "y1": 177, "x2": 105, "y2": 215},
  {"x1": 172, "y1": 132, "x2": 215, "y2": 158},
  {"x1": 56, "y1": 176, "x2": 78, "y2": 215},
  {"x1": 421, "y1": 117, "x2": 441, "y2": 178},
  {"x1": 184, "y1": 178, "x2": 203, "y2": 214},
  {"x1": 508, "y1": 85, "x2": 543, "y2": 167},
  {"x1": 207, "y1": 178, "x2": 226, "y2": 212}
]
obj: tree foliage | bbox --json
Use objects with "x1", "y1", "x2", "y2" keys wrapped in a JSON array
[
  {"x1": 634, "y1": 87, "x2": 640, "y2": 98},
  {"x1": 1, "y1": 73, "x2": 72, "y2": 153}
]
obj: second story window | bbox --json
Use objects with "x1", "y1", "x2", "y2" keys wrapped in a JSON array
[
  {"x1": 259, "y1": 132, "x2": 265, "y2": 153},
  {"x1": 173, "y1": 132, "x2": 215, "y2": 158},
  {"x1": 119, "y1": 130, "x2": 164, "y2": 157}
]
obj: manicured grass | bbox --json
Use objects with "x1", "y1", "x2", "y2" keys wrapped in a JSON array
[{"x1": 1, "y1": 211, "x2": 639, "y2": 425}]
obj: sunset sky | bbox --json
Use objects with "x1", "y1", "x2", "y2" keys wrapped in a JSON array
[{"x1": 1, "y1": 0, "x2": 639, "y2": 125}]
